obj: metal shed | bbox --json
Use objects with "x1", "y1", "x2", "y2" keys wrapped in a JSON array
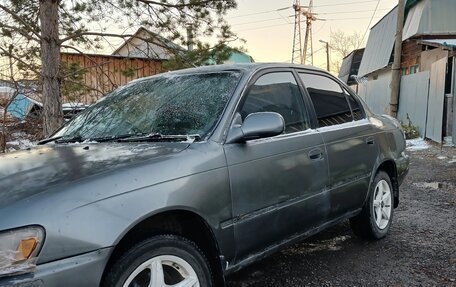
[
  {"x1": 403, "y1": 0, "x2": 456, "y2": 40},
  {"x1": 338, "y1": 48, "x2": 364, "y2": 85}
]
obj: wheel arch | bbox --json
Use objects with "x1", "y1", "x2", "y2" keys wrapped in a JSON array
[
  {"x1": 374, "y1": 159, "x2": 399, "y2": 208},
  {"x1": 101, "y1": 208, "x2": 225, "y2": 286}
]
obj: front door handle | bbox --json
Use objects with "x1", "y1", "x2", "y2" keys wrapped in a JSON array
[
  {"x1": 308, "y1": 148, "x2": 323, "y2": 160},
  {"x1": 366, "y1": 137, "x2": 375, "y2": 145}
]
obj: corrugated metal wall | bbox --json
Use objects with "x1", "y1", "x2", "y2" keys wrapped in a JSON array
[
  {"x1": 397, "y1": 71, "x2": 430, "y2": 136},
  {"x1": 357, "y1": 71, "x2": 391, "y2": 115},
  {"x1": 425, "y1": 57, "x2": 447, "y2": 143},
  {"x1": 61, "y1": 53, "x2": 163, "y2": 104},
  {"x1": 453, "y1": 58, "x2": 456, "y2": 145}
]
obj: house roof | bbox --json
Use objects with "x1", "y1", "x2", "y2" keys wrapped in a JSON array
[
  {"x1": 112, "y1": 27, "x2": 184, "y2": 59},
  {"x1": 417, "y1": 39, "x2": 456, "y2": 49},
  {"x1": 357, "y1": 6, "x2": 398, "y2": 77},
  {"x1": 403, "y1": 0, "x2": 456, "y2": 40}
]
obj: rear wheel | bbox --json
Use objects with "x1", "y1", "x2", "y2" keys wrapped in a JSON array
[
  {"x1": 350, "y1": 171, "x2": 394, "y2": 240},
  {"x1": 103, "y1": 234, "x2": 212, "y2": 287}
]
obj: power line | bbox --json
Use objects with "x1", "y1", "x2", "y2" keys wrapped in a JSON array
[
  {"x1": 311, "y1": 0, "x2": 380, "y2": 8},
  {"x1": 231, "y1": 17, "x2": 284, "y2": 26},
  {"x1": 231, "y1": 8, "x2": 390, "y2": 27},
  {"x1": 325, "y1": 16, "x2": 382, "y2": 20},
  {"x1": 316, "y1": 8, "x2": 390, "y2": 15},
  {"x1": 228, "y1": 0, "x2": 383, "y2": 20},
  {"x1": 229, "y1": 0, "x2": 381, "y2": 19},
  {"x1": 236, "y1": 22, "x2": 291, "y2": 32},
  {"x1": 228, "y1": 7, "x2": 290, "y2": 19},
  {"x1": 234, "y1": 16, "x2": 383, "y2": 32},
  {"x1": 361, "y1": 0, "x2": 381, "y2": 45}
]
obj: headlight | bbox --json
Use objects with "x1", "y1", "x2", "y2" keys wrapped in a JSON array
[{"x1": 0, "y1": 226, "x2": 45, "y2": 277}]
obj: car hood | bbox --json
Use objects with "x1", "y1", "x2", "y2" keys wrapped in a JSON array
[{"x1": 0, "y1": 142, "x2": 190, "y2": 208}]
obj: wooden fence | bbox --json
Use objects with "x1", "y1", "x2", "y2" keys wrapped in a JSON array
[{"x1": 61, "y1": 53, "x2": 163, "y2": 104}]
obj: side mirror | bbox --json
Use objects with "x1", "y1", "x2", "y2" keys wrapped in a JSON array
[{"x1": 226, "y1": 112, "x2": 285, "y2": 143}]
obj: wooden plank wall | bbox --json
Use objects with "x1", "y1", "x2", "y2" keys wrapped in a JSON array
[{"x1": 61, "y1": 53, "x2": 163, "y2": 104}]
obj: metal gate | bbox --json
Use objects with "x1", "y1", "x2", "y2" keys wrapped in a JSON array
[
  {"x1": 453, "y1": 58, "x2": 456, "y2": 145},
  {"x1": 425, "y1": 57, "x2": 447, "y2": 143},
  {"x1": 398, "y1": 71, "x2": 430, "y2": 136}
]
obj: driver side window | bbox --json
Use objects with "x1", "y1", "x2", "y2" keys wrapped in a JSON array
[{"x1": 239, "y1": 72, "x2": 310, "y2": 134}]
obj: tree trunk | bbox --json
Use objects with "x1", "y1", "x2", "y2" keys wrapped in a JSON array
[{"x1": 40, "y1": 0, "x2": 63, "y2": 137}]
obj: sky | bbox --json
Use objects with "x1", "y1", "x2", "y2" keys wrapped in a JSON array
[
  {"x1": 0, "y1": 0, "x2": 399, "y2": 79},
  {"x1": 225, "y1": 0, "x2": 398, "y2": 70}
]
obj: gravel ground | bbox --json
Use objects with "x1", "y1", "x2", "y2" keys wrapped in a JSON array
[{"x1": 226, "y1": 141, "x2": 456, "y2": 287}]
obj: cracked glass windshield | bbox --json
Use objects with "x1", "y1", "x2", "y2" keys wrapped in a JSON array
[{"x1": 53, "y1": 71, "x2": 241, "y2": 141}]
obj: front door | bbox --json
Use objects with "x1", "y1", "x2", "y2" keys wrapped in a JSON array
[{"x1": 224, "y1": 70, "x2": 328, "y2": 262}]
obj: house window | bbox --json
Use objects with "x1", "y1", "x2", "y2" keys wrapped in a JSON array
[{"x1": 409, "y1": 65, "x2": 420, "y2": 74}]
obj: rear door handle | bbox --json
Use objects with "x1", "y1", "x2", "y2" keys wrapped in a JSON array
[
  {"x1": 308, "y1": 148, "x2": 323, "y2": 160},
  {"x1": 366, "y1": 137, "x2": 375, "y2": 145}
]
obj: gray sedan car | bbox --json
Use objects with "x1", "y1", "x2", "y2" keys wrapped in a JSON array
[{"x1": 0, "y1": 63, "x2": 409, "y2": 287}]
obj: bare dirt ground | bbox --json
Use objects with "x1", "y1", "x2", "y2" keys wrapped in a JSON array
[{"x1": 227, "y1": 142, "x2": 456, "y2": 287}]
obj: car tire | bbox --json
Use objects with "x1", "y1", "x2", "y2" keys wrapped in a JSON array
[
  {"x1": 350, "y1": 171, "x2": 394, "y2": 240},
  {"x1": 102, "y1": 234, "x2": 213, "y2": 287}
]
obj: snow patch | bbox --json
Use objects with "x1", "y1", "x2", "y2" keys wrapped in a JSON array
[
  {"x1": 437, "y1": 156, "x2": 447, "y2": 160},
  {"x1": 6, "y1": 138, "x2": 35, "y2": 150},
  {"x1": 406, "y1": 138, "x2": 429, "y2": 151}
]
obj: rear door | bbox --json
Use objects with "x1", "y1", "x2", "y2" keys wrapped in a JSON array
[
  {"x1": 298, "y1": 71, "x2": 378, "y2": 218},
  {"x1": 224, "y1": 70, "x2": 329, "y2": 261}
]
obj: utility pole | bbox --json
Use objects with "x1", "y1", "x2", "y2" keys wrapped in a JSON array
[
  {"x1": 390, "y1": 0, "x2": 406, "y2": 117},
  {"x1": 320, "y1": 40, "x2": 330, "y2": 72},
  {"x1": 302, "y1": 0, "x2": 316, "y2": 65},
  {"x1": 291, "y1": 0, "x2": 320, "y2": 64},
  {"x1": 291, "y1": 0, "x2": 303, "y2": 64}
]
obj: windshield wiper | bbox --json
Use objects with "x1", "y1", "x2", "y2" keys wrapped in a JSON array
[
  {"x1": 117, "y1": 133, "x2": 201, "y2": 143},
  {"x1": 54, "y1": 135, "x2": 85, "y2": 144},
  {"x1": 38, "y1": 133, "x2": 201, "y2": 145},
  {"x1": 89, "y1": 133, "x2": 148, "y2": 142},
  {"x1": 37, "y1": 136, "x2": 63, "y2": 145},
  {"x1": 38, "y1": 135, "x2": 84, "y2": 144}
]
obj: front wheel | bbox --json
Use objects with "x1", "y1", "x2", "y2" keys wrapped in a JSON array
[
  {"x1": 102, "y1": 234, "x2": 213, "y2": 287},
  {"x1": 350, "y1": 171, "x2": 394, "y2": 240}
]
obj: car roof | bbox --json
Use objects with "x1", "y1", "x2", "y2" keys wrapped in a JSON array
[
  {"x1": 168, "y1": 63, "x2": 327, "y2": 74},
  {"x1": 131, "y1": 63, "x2": 329, "y2": 84}
]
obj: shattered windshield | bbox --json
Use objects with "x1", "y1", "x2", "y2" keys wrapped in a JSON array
[{"x1": 53, "y1": 71, "x2": 241, "y2": 141}]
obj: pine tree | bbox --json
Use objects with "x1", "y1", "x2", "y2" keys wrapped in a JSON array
[{"x1": 0, "y1": 0, "x2": 238, "y2": 136}]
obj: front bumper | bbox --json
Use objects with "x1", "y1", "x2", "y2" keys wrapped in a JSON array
[
  {"x1": 0, "y1": 248, "x2": 112, "y2": 287},
  {"x1": 396, "y1": 151, "x2": 410, "y2": 186}
]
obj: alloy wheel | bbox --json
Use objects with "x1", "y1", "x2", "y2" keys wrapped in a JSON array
[
  {"x1": 123, "y1": 255, "x2": 200, "y2": 287},
  {"x1": 372, "y1": 179, "x2": 392, "y2": 230}
]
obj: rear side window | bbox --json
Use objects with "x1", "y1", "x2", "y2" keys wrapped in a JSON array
[
  {"x1": 299, "y1": 73, "x2": 353, "y2": 127},
  {"x1": 240, "y1": 72, "x2": 310, "y2": 134},
  {"x1": 344, "y1": 88, "x2": 365, "y2": 121}
]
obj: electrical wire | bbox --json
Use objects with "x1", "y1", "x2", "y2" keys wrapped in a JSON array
[
  {"x1": 360, "y1": 0, "x2": 381, "y2": 45},
  {"x1": 231, "y1": 17, "x2": 284, "y2": 26},
  {"x1": 316, "y1": 8, "x2": 390, "y2": 15},
  {"x1": 311, "y1": 0, "x2": 381, "y2": 8},
  {"x1": 228, "y1": 7, "x2": 290, "y2": 19},
  {"x1": 234, "y1": 15, "x2": 383, "y2": 32},
  {"x1": 232, "y1": 14, "x2": 383, "y2": 28}
]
